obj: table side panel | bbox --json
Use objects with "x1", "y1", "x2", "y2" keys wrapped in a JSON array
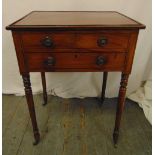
[
  {"x1": 123, "y1": 30, "x2": 139, "y2": 73},
  {"x1": 12, "y1": 31, "x2": 28, "y2": 74}
]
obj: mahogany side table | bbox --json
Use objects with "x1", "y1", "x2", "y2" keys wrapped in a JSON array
[{"x1": 6, "y1": 11, "x2": 145, "y2": 145}]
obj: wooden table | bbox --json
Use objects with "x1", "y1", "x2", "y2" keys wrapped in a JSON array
[{"x1": 6, "y1": 11, "x2": 145, "y2": 146}]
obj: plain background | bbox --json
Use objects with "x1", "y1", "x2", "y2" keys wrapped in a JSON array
[{"x1": 2, "y1": 0, "x2": 151, "y2": 98}]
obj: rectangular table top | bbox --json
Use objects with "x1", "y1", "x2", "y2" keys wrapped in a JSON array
[{"x1": 6, "y1": 11, "x2": 145, "y2": 30}]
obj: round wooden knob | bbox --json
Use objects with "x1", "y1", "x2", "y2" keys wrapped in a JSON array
[
  {"x1": 41, "y1": 36, "x2": 54, "y2": 47},
  {"x1": 97, "y1": 37, "x2": 108, "y2": 47},
  {"x1": 96, "y1": 56, "x2": 106, "y2": 66}
]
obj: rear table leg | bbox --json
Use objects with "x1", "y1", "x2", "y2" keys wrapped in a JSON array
[
  {"x1": 41, "y1": 72, "x2": 47, "y2": 105},
  {"x1": 98, "y1": 72, "x2": 108, "y2": 106}
]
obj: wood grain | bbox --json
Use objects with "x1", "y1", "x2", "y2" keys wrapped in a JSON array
[
  {"x1": 6, "y1": 11, "x2": 145, "y2": 30},
  {"x1": 3, "y1": 95, "x2": 152, "y2": 155},
  {"x1": 3, "y1": 96, "x2": 30, "y2": 155},
  {"x1": 25, "y1": 52, "x2": 126, "y2": 72},
  {"x1": 21, "y1": 31, "x2": 129, "y2": 50},
  {"x1": 2, "y1": 95, "x2": 22, "y2": 136},
  {"x1": 22, "y1": 74, "x2": 40, "y2": 144},
  {"x1": 113, "y1": 73, "x2": 129, "y2": 145},
  {"x1": 41, "y1": 72, "x2": 47, "y2": 105}
]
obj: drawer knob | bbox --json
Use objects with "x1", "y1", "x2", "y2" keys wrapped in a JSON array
[
  {"x1": 41, "y1": 36, "x2": 53, "y2": 47},
  {"x1": 97, "y1": 37, "x2": 108, "y2": 47},
  {"x1": 96, "y1": 56, "x2": 106, "y2": 66},
  {"x1": 44, "y1": 57, "x2": 55, "y2": 66}
]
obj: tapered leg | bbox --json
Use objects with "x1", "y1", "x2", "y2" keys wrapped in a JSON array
[
  {"x1": 22, "y1": 74, "x2": 40, "y2": 145},
  {"x1": 98, "y1": 72, "x2": 108, "y2": 106},
  {"x1": 101, "y1": 72, "x2": 108, "y2": 102},
  {"x1": 113, "y1": 73, "x2": 129, "y2": 147},
  {"x1": 41, "y1": 72, "x2": 47, "y2": 105}
]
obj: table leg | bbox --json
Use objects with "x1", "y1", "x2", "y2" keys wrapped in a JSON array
[
  {"x1": 98, "y1": 72, "x2": 108, "y2": 107},
  {"x1": 41, "y1": 72, "x2": 47, "y2": 105},
  {"x1": 101, "y1": 72, "x2": 108, "y2": 102},
  {"x1": 113, "y1": 73, "x2": 129, "y2": 147},
  {"x1": 22, "y1": 73, "x2": 40, "y2": 145}
]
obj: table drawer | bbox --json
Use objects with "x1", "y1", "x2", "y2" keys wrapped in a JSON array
[
  {"x1": 25, "y1": 52, "x2": 126, "y2": 71},
  {"x1": 21, "y1": 32, "x2": 129, "y2": 51},
  {"x1": 75, "y1": 33, "x2": 129, "y2": 49}
]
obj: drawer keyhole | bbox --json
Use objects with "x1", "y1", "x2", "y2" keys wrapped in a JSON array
[
  {"x1": 74, "y1": 54, "x2": 78, "y2": 58},
  {"x1": 44, "y1": 57, "x2": 56, "y2": 66}
]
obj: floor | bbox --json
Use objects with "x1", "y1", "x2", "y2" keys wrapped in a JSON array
[{"x1": 3, "y1": 94, "x2": 152, "y2": 155}]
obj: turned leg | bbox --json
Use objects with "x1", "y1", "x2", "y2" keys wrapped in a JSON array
[
  {"x1": 41, "y1": 72, "x2": 47, "y2": 105},
  {"x1": 22, "y1": 74, "x2": 40, "y2": 145},
  {"x1": 113, "y1": 73, "x2": 129, "y2": 147}
]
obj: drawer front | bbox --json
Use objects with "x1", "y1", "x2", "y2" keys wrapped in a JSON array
[
  {"x1": 21, "y1": 32, "x2": 75, "y2": 50},
  {"x1": 25, "y1": 52, "x2": 126, "y2": 71},
  {"x1": 76, "y1": 33, "x2": 129, "y2": 49},
  {"x1": 21, "y1": 32, "x2": 129, "y2": 51}
]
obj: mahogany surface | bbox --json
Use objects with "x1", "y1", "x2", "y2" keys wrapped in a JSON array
[
  {"x1": 41, "y1": 72, "x2": 47, "y2": 105},
  {"x1": 6, "y1": 11, "x2": 145, "y2": 146},
  {"x1": 25, "y1": 52, "x2": 126, "y2": 71},
  {"x1": 6, "y1": 11, "x2": 145, "y2": 30},
  {"x1": 21, "y1": 31, "x2": 129, "y2": 50}
]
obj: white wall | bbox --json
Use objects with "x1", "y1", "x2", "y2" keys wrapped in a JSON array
[{"x1": 2, "y1": 0, "x2": 151, "y2": 98}]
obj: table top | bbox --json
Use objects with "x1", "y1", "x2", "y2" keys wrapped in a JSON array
[{"x1": 6, "y1": 11, "x2": 145, "y2": 30}]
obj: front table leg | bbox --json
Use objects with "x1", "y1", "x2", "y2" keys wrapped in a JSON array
[
  {"x1": 113, "y1": 73, "x2": 129, "y2": 146},
  {"x1": 22, "y1": 74, "x2": 40, "y2": 145}
]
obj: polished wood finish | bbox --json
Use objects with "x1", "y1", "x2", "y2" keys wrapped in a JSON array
[
  {"x1": 124, "y1": 32, "x2": 139, "y2": 73},
  {"x1": 25, "y1": 52, "x2": 126, "y2": 71},
  {"x1": 21, "y1": 31, "x2": 129, "y2": 50},
  {"x1": 12, "y1": 32, "x2": 28, "y2": 73},
  {"x1": 113, "y1": 73, "x2": 129, "y2": 147},
  {"x1": 22, "y1": 74, "x2": 40, "y2": 145},
  {"x1": 41, "y1": 72, "x2": 47, "y2": 105},
  {"x1": 98, "y1": 72, "x2": 108, "y2": 107},
  {"x1": 6, "y1": 11, "x2": 145, "y2": 30},
  {"x1": 101, "y1": 72, "x2": 108, "y2": 102},
  {"x1": 6, "y1": 11, "x2": 145, "y2": 146}
]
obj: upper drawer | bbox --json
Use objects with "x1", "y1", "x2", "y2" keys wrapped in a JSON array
[
  {"x1": 21, "y1": 32, "x2": 130, "y2": 51},
  {"x1": 75, "y1": 33, "x2": 129, "y2": 49}
]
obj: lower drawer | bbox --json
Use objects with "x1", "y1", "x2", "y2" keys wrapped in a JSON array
[{"x1": 25, "y1": 52, "x2": 126, "y2": 71}]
